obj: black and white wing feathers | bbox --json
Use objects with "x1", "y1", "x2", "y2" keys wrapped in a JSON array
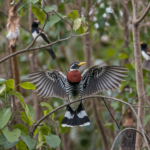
[
  {"x1": 81, "y1": 66, "x2": 128, "y2": 97},
  {"x1": 28, "y1": 70, "x2": 68, "y2": 100}
]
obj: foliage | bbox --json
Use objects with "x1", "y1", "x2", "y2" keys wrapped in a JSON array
[{"x1": 0, "y1": 79, "x2": 61, "y2": 149}]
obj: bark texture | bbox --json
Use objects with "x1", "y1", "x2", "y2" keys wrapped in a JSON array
[
  {"x1": 7, "y1": 0, "x2": 21, "y2": 92},
  {"x1": 132, "y1": 0, "x2": 146, "y2": 149}
]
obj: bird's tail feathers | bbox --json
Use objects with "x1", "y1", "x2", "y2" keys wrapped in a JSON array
[
  {"x1": 61, "y1": 102, "x2": 90, "y2": 127},
  {"x1": 46, "y1": 46, "x2": 56, "y2": 59},
  {"x1": 143, "y1": 60, "x2": 150, "y2": 71}
]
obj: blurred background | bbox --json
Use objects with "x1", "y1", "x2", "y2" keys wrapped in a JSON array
[{"x1": 0, "y1": 0, "x2": 150, "y2": 149}]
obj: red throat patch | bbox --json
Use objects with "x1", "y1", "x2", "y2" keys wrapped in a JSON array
[{"x1": 67, "y1": 70, "x2": 81, "y2": 83}]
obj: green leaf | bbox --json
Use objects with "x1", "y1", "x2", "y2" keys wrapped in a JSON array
[
  {"x1": 2, "y1": 108, "x2": 12, "y2": 129},
  {"x1": 73, "y1": 18, "x2": 81, "y2": 31},
  {"x1": 104, "y1": 123, "x2": 115, "y2": 131},
  {"x1": 31, "y1": 5, "x2": 46, "y2": 24},
  {"x1": 12, "y1": 92, "x2": 34, "y2": 126},
  {"x1": 0, "y1": 78, "x2": 6, "y2": 84},
  {"x1": 0, "y1": 134, "x2": 7, "y2": 145},
  {"x1": 18, "y1": 1, "x2": 29, "y2": 12},
  {"x1": 2, "y1": 127, "x2": 21, "y2": 143},
  {"x1": 0, "y1": 108, "x2": 12, "y2": 129},
  {"x1": 76, "y1": 25, "x2": 85, "y2": 34},
  {"x1": 13, "y1": 124, "x2": 28, "y2": 135},
  {"x1": 44, "y1": 6, "x2": 54, "y2": 12},
  {"x1": 119, "y1": 53, "x2": 129, "y2": 59},
  {"x1": 19, "y1": 82, "x2": 36, "y2": 90},
  {"x1": 146, "y1": 85, "x2": 150, "y2": 96},
  {"x1": 16, "y1": 140, "x2": 27, "y2": 150},
  {"x1": 28, "y1": 104, "x2": 35, "y2": 122},
  {"x1": 31, "y1": 0, "x2": 39, "y2": 4},
  {"x1": 44, "y1": 134, "x2": 61, "y2": 149},
  {"x1": 20, "y1": 111, "x2": 31, "y2": 126},
  {"x1": 36, "y1": 141, "x2": 45, "y2": 149},
  {"x1": 2, "y1": 140, "x2": 19, "y2": 149},
  {"x1": 67, "y1": 10, "x2": 78, "y2": 19},
  {"x1": 0, "y1": 84, "x2": 6, "y2": 94},
  {"x1": 41, "y1": 102, "x2": 54, "y2": 120},
  {"x1": 21, "y1": 135, "x2": 36, "y2": 150},
  {"x1": 5, "y1": 79, "x2": 14, "y2": 92},
  {"x1": 107, "y1": 49, "x2": 115, "y2": 57},
  {"x1": 145, "y1": 114, "x2": 150, "y2": 126},
  {"x1": 81, "y1": 17, "x2": 86, "y2": 24},
  {"x1": 49, "y1": 13, "x2": 62, "y2": 27},
  {"x1": 38, "y1": 123, "x2": 50, "y2": 142}
]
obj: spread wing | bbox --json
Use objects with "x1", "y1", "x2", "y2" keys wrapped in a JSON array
[
  {"x1": 28, "y1": 70, "x2": 68, "y2": 100},
  {"x1": 81, "y1": 66, "x2": 128, "y2": 97}
]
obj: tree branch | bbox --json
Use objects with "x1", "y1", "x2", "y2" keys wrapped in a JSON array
[
  {"x1": 134, "y1": 3, "x2": 150, "y2": 25},
  {"x1": 30, "y1": 95, "x2": 150, "y2": 149},
  {"x1": 0, "y1": 32, "x2": 89, "y2": 63},
  {"x1": 111, "y1": 127, "x2": 150, "y2": 150}
]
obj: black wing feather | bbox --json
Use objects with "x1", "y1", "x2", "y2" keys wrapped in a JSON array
[
  {"x1": 28, "y1": 71, "x2": 68, "y2": 100},
  {"x1": 81, "y1": 66, "x2": 128, "y2": 97}
]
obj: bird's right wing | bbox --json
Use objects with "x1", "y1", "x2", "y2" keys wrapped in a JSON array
[{"x1": 28, "y1": 70, "x2": 68, "y2": 100}]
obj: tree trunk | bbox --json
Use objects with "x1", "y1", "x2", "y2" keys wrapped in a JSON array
[
  {"x1": 7, "y1": 0, "x2": 21, "y2": 93},
  {"x1": 131, "y1": 0, "x2": 146, "y2": 149}
]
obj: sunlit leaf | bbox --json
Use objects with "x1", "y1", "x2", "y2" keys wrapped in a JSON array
[
  {"x1": 73, "y1": 18, "x2": 81, "y2": 31},
  {"x1": 19, "y1": 82, "x2": 36, "y2": 90},
  {"x1": 5, "y1": 79, "x2": 14, "y2": 92},
  {"x1": 0, "y1": 84, "x2": 6, "y2": 94},
  {"x1": 32, "y1": 5, "x2": 46, "y2": 24},
  {"x1": 41, "y1": 102, "x2": 54, "y2": 120},
  {"x1": 31, "y1": 0, "x2": 39, "y2": 4},
  {"x1": 119, "y1": 53, "x2": 129, "y2": 59},
  {"x1": 49, "y1": 13, "x2": 62, "y2": 27},
  {"x1": 67, "y1": 10, "x2": 78, "y2": 19}
]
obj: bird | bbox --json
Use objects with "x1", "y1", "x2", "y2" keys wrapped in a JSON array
[
  {"x1": 32, "y1": 19, "x2": 56, "y2": 59},
  {"x1": 140, "y1": 42, "x2": 150, "y2": 71},
  {"x1": 28, "y1": 62, "x2": 128, "y2": 127}
]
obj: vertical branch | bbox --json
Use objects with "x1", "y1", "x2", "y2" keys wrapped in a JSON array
[
  {"x1": 92, "y1": 98, "x2": 110, "y2": 150},
  {"x1": 83, "y1": 1, "x2": 109, "y2": 149},
  {"x1": 7, "y1": 0, "x2": 21, "y2": 92},
  {"x1": 131, "y1": 0, "x2": 146, "y2": 149}
]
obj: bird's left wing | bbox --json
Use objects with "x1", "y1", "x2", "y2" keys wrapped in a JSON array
[
  {"x1": 81, "y1": 66, "x2": 128, "y2": 97},
  {"x1": 28, "y1": 70, "x2": 68, "y2": 100}
]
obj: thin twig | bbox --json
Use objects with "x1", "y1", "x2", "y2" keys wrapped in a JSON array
[
  {"x1": 134, "y1": 3, "x2": 150, "y2": 25},
  {"x1": 30, "y1": 95, "x2": 150, "y2": 149}
]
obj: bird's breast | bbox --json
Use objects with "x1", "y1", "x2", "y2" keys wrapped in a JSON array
[{"x1": 67, "y1": 71, "x2": 81, "y2": 83}]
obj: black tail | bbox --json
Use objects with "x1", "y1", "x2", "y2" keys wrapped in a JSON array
[
  {"x1": 61, "y1": 102, "x2": 90, "y2": 127},
  {"x1": 46, "y1": 46, "x2": 56, "y2": 59},
  {"x1": 143, "y1": 60, "x2": 150, "y2": 71}
]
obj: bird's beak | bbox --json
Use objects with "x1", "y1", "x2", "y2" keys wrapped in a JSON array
[
  {"x1": 140, "y1": 42, "x2": 143, "y2": 45},
  {"x1": 78, "y1": 62, "x2": 86, "y2": 66}
]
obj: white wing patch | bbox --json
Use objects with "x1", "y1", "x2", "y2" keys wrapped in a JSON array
[{"x1": 142, "y1": 51, "x2": 150, "y2": 60}]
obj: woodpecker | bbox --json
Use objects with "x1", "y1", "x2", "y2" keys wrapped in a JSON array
[
  {"x1": 140, "y1": 42, "x2": 150, "y2": 71},
  {"x1": 28, "y1": 62, "x2": 128, "y2": 127},
  {"x1": 32, "y1": 19, "x2": 56, "y2": 59}
]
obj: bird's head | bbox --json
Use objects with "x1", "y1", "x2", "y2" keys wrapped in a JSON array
[
  {"x1": 140, "y1": 42, "x2": 147, "y2": 50},
  {"x1": 69, "y1": 62, "x2": 86, "y2": 71},
  {"x1": 32, "y1": 19, "x2": 40, "y2": 28}
]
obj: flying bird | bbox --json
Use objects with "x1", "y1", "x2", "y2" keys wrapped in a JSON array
[
  {"x1": 28, "y1": 62, "x2": 128, "y2": 127},
  {"x1": 140, "y1": 42, "x2": 150, "y2": 71},
  {"x1": 32, "y1": 19, "x2": 56, "y2": 59}
]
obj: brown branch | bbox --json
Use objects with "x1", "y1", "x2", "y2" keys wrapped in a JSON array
[
  {"x1": 30, "y1": 95, "x2": 150, "y2": 149},
  {"x1": 0, "y1": 32, "x2": 89, "y2": 63},
  {"x1": 134, "y1": 3, "x2": 150, "y2": 25}
]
